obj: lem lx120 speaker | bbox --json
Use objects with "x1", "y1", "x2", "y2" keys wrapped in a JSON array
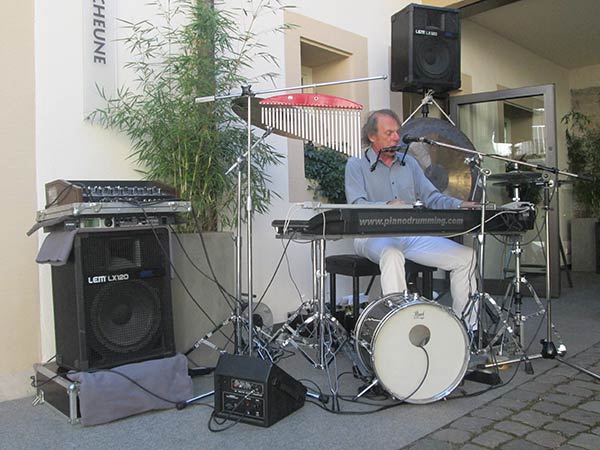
[
  {"x1": 51, "y1": 227, "x2": 175, "y2": 371},
  {"x1": 391, "y1": 3, "x2": 461, "y2": 94},
  {"x1": 214, "y1": 353, "x2": 307, "y2": 427}
]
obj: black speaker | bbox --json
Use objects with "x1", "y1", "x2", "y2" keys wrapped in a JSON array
[
  {"x1": 214, "y1": 353, "x2": 307, "y2": 427},
  {"x1": 51, "y1": 227, "x2": 175, "y2": 371},
  {"x1": 391, "y1": 3, "x2": 461, "y2": 93}
]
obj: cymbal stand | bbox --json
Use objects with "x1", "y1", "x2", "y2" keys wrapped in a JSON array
[
  {"x1": 181, "y1": 128, "x2": 274, "y2": 357},
  {"x1": 463, "y1": 160, "x2": 522, "y2": 356},
  {"x1": 195, "y1": 75, "x2": 386, "y2": 357},
  {"x1": 414, "y1": 138, "x2": 538, "y2": 360},
  {"x1": 496, "y1": 182, "x2": 545, "y2": 356},
  {"x1": 419, "y1": 136, "x2": 599, "y2": 380},
  {"x1": 481, "y1": 176, "x2": 600, "y2": 382},
  {"x1": 481, "y1": 177, "x2": 566, "y2": 370},
  {"x1": 500, "y1": 233, "x2": 546, "y2": 350}
]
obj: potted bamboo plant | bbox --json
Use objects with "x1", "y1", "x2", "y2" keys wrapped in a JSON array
[
  {"x1": 89, "y1": 0, "x2": 291, "y2": 357},
  {"x1": 90, "y1": 0, "x2": 288, "y2": 231},
  {"x1": 563, "y1": 108, "x2": 600, "y2": 272}
]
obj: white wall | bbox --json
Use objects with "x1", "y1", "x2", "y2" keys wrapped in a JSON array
[
  {"x1": 569, "y1": 63, "x2": 600, "y2": 90},
  {"x1": 34, "y1": 1, "x2": 152, "y2": 361}
]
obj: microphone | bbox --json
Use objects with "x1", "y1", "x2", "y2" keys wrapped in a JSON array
[{"x1": 402, "y1": 134, "x2": 432, "y2": 145}]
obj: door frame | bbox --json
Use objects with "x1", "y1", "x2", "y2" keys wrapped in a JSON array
[{"x1": 449, "y1": 84, "x2": 560, "y2": 297}]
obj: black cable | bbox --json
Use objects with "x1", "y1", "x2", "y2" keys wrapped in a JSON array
[
  {"x1": 305, "y1": 397, "x2": 404, "y2": 415},
  {"x1": 86, "y1": 368, "x2": 183, "y2": 405},
  {"x1": 134, "y1": 202, "x2": 234, "y2": 346},
  {"x1": 190, "y1": 210, "x2": 237, "y2": 309},
  {"x1": 207, "y1": 389, "x2": 257, "y2": 432},
  {"x1": 168, "y1": 224, "x2": 236, "y2": 308},
  {"x1": 252, "y1": 231, "x2": 296, "y2": 314},
  {"x1": 30, "y1": 374, "x2": 60, "y2": 389},
  {"x1": 44, "y1": 184, "x2": 74, "y2": 209},
  {"x1": 307, "y1": 347, "x2": 432, "y2": 415},
  {"x1": 281, "y1": 237, "x2": 304, "y2": 302},
  {"x1": 299, "y1": 378, "x2": 325, "y2": 399}
]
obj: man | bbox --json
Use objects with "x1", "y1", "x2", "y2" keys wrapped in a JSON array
[{"x1": 345, "y1": 109, "x2": 478, "y2": 330}]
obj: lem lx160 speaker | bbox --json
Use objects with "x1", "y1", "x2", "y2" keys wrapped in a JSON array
[
  {"x1": 214, "y1": 353, "x2": 307, "y2": 427},
  {"x1": 51, "y1": 227, "x2": 175, "y2": 371},
  {"x1": 391, "y1": 3, "x2": 461, "y2": 94}
]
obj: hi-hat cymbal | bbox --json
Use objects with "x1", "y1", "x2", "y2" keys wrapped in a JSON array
[
  {"x1": 400, "y1": 117, "x2": 477, "y2": 200},
  {"x1": 230, "y1": 97, "x2": 297, "y2": 139},
  {"x1": 489, "y1": 171, "x2": 542, "y2": 185}
]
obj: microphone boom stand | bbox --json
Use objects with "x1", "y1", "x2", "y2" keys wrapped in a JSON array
[{"x1": 419, "y1": 136, "x2": 600, "y2": 382}]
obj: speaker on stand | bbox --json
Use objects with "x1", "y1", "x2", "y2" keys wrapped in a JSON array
[
  {"x1": 51, "y1": 227, "x2": 176, "y2": 371},
  {"x1": 391, "y1": 3, "x2": 461, "y2": 94}
]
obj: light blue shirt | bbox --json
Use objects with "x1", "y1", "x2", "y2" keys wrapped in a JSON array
[{"x1": 345, "y1": 147, "x2": 462, "y2": 209}]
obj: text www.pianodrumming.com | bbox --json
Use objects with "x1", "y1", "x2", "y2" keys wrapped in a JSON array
[{"x1": 358, "y1": 216, "x2": 464, "y2": 227}]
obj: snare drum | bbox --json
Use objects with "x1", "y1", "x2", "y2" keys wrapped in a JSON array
[{"x1": 354, "y1": 293, "x2": 470, "y2": 404}]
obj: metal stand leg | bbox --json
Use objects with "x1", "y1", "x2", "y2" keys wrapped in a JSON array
[
  {"x1": 275, "y1": 238, "x2": 348, "y2": 372},
  {"x1": 176, "y1": 390, "x2": 214, "y2": 410}
]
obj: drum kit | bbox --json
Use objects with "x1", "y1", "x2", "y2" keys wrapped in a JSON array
[{"x1": 188, "y1": 81, "x2": 595, "y2": 410}]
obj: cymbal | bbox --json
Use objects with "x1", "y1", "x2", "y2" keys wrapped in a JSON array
[
  {"x1": 230, "y1": 97, "x2": 296, "y2": 139},
  {"x1": 400, "y1": 117, "x2": 477, "y2": 200},
  {"x1": 488, "y1": 171, "x2": 542, "y2": 185}
]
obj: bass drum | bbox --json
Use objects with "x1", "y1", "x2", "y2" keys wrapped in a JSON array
[{"x1": 354, "y1": 293, "x2": 470, "y2": 404}]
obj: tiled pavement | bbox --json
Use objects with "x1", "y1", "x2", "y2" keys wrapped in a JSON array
[{"x1": 405, "y1": 342, "x2": 600, "y2": 450}]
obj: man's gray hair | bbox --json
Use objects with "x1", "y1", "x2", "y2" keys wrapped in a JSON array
[{"x1": 361, "y1": 109, "x2": 402, "y2": 147}]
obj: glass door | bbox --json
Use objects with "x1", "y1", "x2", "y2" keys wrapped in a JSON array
[{"x1": 450, "y1": 84, "x2": 560, "y2": 297}]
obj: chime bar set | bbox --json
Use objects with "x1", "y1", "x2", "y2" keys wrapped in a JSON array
[{"x1": 259, "y1": 93, "x2": 363, "y2": 158}]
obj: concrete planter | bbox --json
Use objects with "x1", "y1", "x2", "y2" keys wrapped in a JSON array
[
  {"x1": 170, "y1": 232, "x2": 235, "y2": 365},
  {"x1": 571, "y1": 218, "x2": 599, "y2": 272}
]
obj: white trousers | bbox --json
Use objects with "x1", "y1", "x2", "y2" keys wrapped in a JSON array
[{"x1": 354, "y1": 236, "x2": 478, "y2": 329}]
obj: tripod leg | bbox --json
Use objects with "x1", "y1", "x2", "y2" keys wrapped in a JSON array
[
  {"x1": 176, "y1": 390, "x2": 214, "y2": 410},
  {"x1": 556, "y1": 357, "x2": 600, "y2": 382},
  {"x1": 184, "y1": 316, "x2": 233, "y2": 356},
  {"x1": 521, "y1": 278, "x2": 566, "y2": 355}
]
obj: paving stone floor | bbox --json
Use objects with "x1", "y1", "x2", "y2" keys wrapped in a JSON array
[{"x1": 404, "y1": 342, "x2": 600, "y2": 449}]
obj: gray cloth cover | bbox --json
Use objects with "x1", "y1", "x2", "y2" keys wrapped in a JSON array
[
  {"x1": 27, "y1": 216, "x2": 68, "y2": 236},
  {"x1": 67, "y1": 354, "x2": 193, "y2": 426},
  {"x1": 35, "y1": 229, "x2": 77, "y2": 266}
]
